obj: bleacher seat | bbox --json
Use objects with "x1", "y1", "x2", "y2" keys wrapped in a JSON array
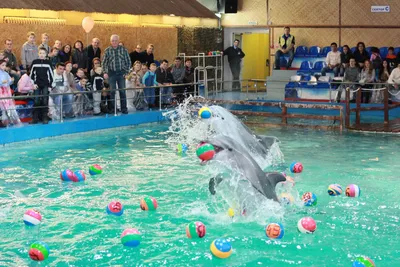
[
  {"x1": 394, "y1": 47, "x2": 400, "y2": 56},
  {"x1": 379, "y1": 47, "x2": 388, "y2": 58},
  {"x1": 320, "y1": 46, "x2": 331, "y2": 57},
  {"x1": 365, "y1": 46, "x2": 373, "y2": 54},
  {"x1": 295, "y1": 46, "x2": 308, "y2": 57},
  {"x1": 297, "y1": 61, "x2": 313, "y2": 75},
  {"x1": 338, "y1": 47, "x2": 343, "y2": 53},
  {"x1": 154, "y1": 60, "x2": 160, "y2": 67},
  {"x1": 306, "y1": 46, "x2": 320, "y2": 57},
  {"x1": 350, "y1": 47, "x2": 357, "y2": 54},
  {"x1": 312, "y1": 61, "x2": 327, "y2": 72}
]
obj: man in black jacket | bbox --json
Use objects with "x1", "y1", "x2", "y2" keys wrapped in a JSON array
[
  {"x1": 223, "y1": 39, "x2": 245, "y2": 90},
  {"x1": 30, "y1": 47, "x2": 54, "y2": 124},
  {"x1": 129, "y1": 45, "x2": 141, "y2": 66},
  {"x1": 85, "y1": 38, "x2": 101, "y2": 73},
  {"x1": 140, "y1": 44, "x2": 155, "y2": 67}
]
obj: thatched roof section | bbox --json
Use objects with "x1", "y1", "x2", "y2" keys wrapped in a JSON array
[{"x1": 0, "y1": 0, "x2": 216, "y2": 18}]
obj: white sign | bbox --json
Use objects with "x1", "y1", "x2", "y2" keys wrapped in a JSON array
[
  {"x1": 248, "y1": 21, "x2": 258, "y2": 25},
  {"x1": 371, "y1": 5, "x2": 390, "y2": 12}
]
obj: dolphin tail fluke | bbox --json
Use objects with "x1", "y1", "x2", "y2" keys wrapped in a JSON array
[
  {"x1": 258, "y1": 135, "x2": 280, "y2": 146},
  {"x1": 265, "y1": 172, "x2": 287, "y2": 187},
  {"x1": 208, "y1": 174, "x2": 224, "y2": 195}
]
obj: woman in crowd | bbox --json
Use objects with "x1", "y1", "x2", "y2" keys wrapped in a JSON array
[
  {"x1": 353, "y1": 42, "x2": 369, "y2": 69},
  {"x1": 340, "y1": 45, "x2": 353, "y2": 77},
  {"x1": 72, "y1": 41, "x2": 88, "y2": 73},
  {"x1": 359, "y1": 60, "x2": 375, "y2": 103},
  {"x1": 58, "y1": 44, "x2": 72, "y2": 63}
]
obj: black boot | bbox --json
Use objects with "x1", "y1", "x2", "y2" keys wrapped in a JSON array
[{"x1": 29, "y1": 109, "x2": 39, "y2": 124}]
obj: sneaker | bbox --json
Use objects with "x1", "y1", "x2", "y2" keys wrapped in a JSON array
[
  {"x1": 93, "y1": 112, "x2": 103, "y2": 116},
  {"x1": 121, "y1": 110, "x2": 128, "y2": 114},
  {"x1": 42, "y1": 116, "x2": 49, "y2": 124}
]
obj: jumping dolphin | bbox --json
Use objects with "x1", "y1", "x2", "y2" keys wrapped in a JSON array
[{"x1": 205, "y1": 135, "x2": 286, "y2": 202}]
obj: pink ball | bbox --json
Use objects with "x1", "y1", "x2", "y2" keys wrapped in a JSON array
[
  {"x1": 297, "y1": 217, "x2": 317, "y2": 234},
  {"x1": 290, "y1": 162, "x2": 303, "y2": 173},
  {"x1": 23, "y1": 209, "x2": 42, "y2": 226}
]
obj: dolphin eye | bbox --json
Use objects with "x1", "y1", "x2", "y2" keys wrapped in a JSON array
[{"x1": 228, "y1": 148, "x2": 232, "y2": 151}]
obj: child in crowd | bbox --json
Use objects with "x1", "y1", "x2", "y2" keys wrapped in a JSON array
[
  {"x1": 65, "y1": 62, "x2": 76, "y2": 91},
  {"x1": 30, "y1": 47, "x2": 53, "y2": 124},
  {"x1": 17, "y1": 67, "x2": 36, "y2": 94},
  {"x1": 49, "y1": 47, "x2": 60, "y2": 68},
  {"x1": 142, "y1": 63, "x2": 158, "y2": 108},
  {"x1": 370, "y1": 47, "x2": 382, "y2": 80},
  {"x1": 140, "y1": 63, "x2": 148, "y2": 77},
  {"x1": 21, "y1": 32, "x2": 38, "y2": 70},
  {"x1": 360, "y1": 60, "x2": 375, "y2": 103},
  {"x1": 50, "y1": 62, "x2": 74, "y2": 119},
  {"x1": 385, "y1": 47, "x2": 397, "y2": 72},
  {"x1": 91, "y1": 66, "x2": 104, "y2": 115},
  {"x1": 74, "y1": 76, "x2": 93, "y2": 116},
  {"x1": 125, "y1": 60, "x2": 145, "y2": 111},
  {"x1": 75, "y1": 68, "x2": 92, "y2": 91},
  {"x1": 90, "y1": 57, "x2": 101, "y2": 78},
  {"x1": 336, "y1": 57, "x2": 360, "y2": 102},
  {"x1": 38, "y1": 33, "x2": 50, "y2": 56},
  {"x1": 0, "y1": 59, "x2": 21, "y2": 126}
]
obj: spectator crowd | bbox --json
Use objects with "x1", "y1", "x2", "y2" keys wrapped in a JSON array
[{"x1": 0, "y1": 32, "x2": 196, "y2": 126}]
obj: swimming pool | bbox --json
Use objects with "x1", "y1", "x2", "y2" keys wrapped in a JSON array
[{"x1": 0, "y1": 124, "x2": 399, "y2": 266}]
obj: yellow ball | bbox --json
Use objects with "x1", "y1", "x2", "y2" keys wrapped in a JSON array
[
  {"x1": 198, "y1": 107, "x2": 212, "y2": 119},
  {"x1": 228, "y1": 208, "x2": 235, "y2": 218},
  {"x1": 210, "y1": 239, "x2": 232, "y2": 258}
]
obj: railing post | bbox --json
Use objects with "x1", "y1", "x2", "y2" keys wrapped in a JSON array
[
  {"x1": 246, "y1": 81, "x2": 249, "y2": 100},
  {"x1": 384, "y1": 86, "x2": 389, "y2": 131},
  {"x1": 60, "y1": 93, "x2": 63, "y2": 122},
  {"x1": 281, "y1": 103, "x2": 287, "y2": 124},
  {"x1": 159, "y1": 86, "x2": 162, "y2": 111},
  {"x1": 356, "y1": 88, "x2": 361, "y2": 126},
  {"x1": 345, "y1": 87, "x2": 350, "y2": 128},
  {"x1": 339, "y1": 107, "x2": 343, "y2": 132},
  {"x1": 114, "y1": 89, "x2": 117, "y2": 116}
]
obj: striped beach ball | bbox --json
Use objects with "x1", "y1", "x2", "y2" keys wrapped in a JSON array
[
  {"x1": 352, "y1": 256, "x2": 375, "y2": 267},
  {"x1": 74, "y1": 170, "x2": 86, "y2": 182},
  {"x1": 106, "y1": 201, "x2": 124, "y2": 216},
  {"x1": 140, "y1": 197, "x2": 158, "y2": 211},
  {"x1": 328, "y1": 184, "x2": 342, "y2": 196},
  {"x1": 121, "y1": 228, "x2": 141, "y2": 247},
  {"x1": 346, "y1": 184, "x2": 361, "y2": 197},
  {"x1": 186, "y1": 221, "x2": 206, "y2": 238},
  {"x1": 89, "y1": 164, "x2": 103, "y2": 176},
  {"x1": 198, "y1": 107, "x2": 212, "y2": 119},
  {"x1": 28, "y1": 241, "x2": 50, "y2": 261},
  {"x1": 196, "y1": 143, "x2": 215, "y2": 161},
  {"x1": 23, "y1": 209, "x2": 42, "y2": 226},
  {"x1": 290, "y1": 162, "x2": 303, "y2": 173},
  {"x1": 60, "y1": 169, "x2": 79, "y2": 182}
]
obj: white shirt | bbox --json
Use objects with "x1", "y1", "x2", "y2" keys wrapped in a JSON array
[
  {"x1": 325, "y1": 51, "x2": 341, "y2": 66},
  {"x1": 388, "y1": 67, "x2": 400, "y2": 84}
]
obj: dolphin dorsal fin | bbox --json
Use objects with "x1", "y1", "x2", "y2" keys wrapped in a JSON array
[{"x1": 264, "y1": 172, "x2": 286, "y2": 188}]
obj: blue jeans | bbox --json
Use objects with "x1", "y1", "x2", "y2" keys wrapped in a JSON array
[
  {"x1": 321, "y1": 66, "x2": 340, "y2": 77},
  {"x1": 160, "y1": 87, "x2": 172, "y2": 104},
  {"x1": 144, "y1": 88, "x2": 155, "y2": 105},
  {"x1": 275, "y1": 49, "x2": 294, "y2": 69},
  {"x1": 53, "y1": 93, "x2": 73, "y2": 116},
  {"x1": 108, "y1": 72, "x2": 127, "y2": 112}
]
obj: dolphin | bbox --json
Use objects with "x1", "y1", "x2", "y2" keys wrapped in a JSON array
[{"x1": 205, "y1": 135, "x2": 286, "y2": 202}]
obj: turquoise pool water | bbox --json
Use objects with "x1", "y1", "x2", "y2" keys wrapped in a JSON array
[{"x1": 0, "y1": 125, "x2": 399, "y2": 266}]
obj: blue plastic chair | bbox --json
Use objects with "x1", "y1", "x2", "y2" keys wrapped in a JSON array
[
  {"x1": 295, "y1": 46, "x2": 308, "y2": 57},
  {"x1": 154, "y1": 60, "x2": 160, "y2": 67},
  {"x1": 379, "y1": 47, "x2": 388, "y2": 58},
  {"x1": 320, "y1": 46, "x2": 331, "y2": 57},
  {"x1": 350, "y1": 47, "x2": 357, "y2": 54},
  {"x1": 394, "y1": 47, "x2": 400, "y2": 56},
  {"x1": 365, "y1": 46, "x2": 373, "y2": 54},
  {"x1": 297, "y1": 61, "x2": 313, "y2": 75},
  {"x1": 312, "y1": 61, "x2": 327, "y2": 72},
  {"x1": 306, "y1": 46, "x2": 320, "y2": 57},
  {"x1": 338, "y1": 47, "x2": 343, "y2": 53}
]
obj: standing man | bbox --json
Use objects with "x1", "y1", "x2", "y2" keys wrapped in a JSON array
[
  {"x1": 85, "y1": 38, "x2": 101, "y2": 75},
  {"x1": 102, "y1": 34, "x2": 131, "y2": 114},
  {"x1": 140, "y1": 44, "x2": 155, "y2": 67},
  {"x1": 129, "y1": 44, "x2": 142, "y2": 66},
  {"x1": 4, "y1": 39, "x2": 20, "y2": 88},
  {"x1": 274, "y1": 27, "x2": 295, "y2": 70},
  {"x1": 223, "y1": 39, "x2": 245, "y2": 90}
]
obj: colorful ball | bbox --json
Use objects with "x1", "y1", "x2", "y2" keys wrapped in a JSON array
[
  {"x1": 346, "y1": 184, "x2": 361, "y2": 197},
  {"x1": 23, "y1": 209, "x2": 42, "y2": 226},
  {"x1": 60, "y1": 169, "x2": 79, "y2": 182},
  {"x1": 290, "y1": 162, "x2": 303, "y2": 173},
  {"x1": 89, "y1": 164, "x2": 103, "y2": 176},
  {"x1": 74, "y1": 170, "x2": 86, "y2": 182},
  {"x1": 265, "y1": 222, "x2": 285, "y2": 239},
  {"x1": 297, "y1": 217, "x2": 317, "y2": 234},
  {"x1": 196, "y1": 143, "x2": 215, "y2": 161},
  {"x1": 106, "y1": 201, "x2": 124, "y2": 216},
  {"x1": 210, "y1": 238, "x2": 232, "y2": 259},
  {"x1": 140, "y1": 197, "x2": 158, "y2": 211},
  {"x1": 121, "y1": 228, "x2": 141, "y2": 247},
  {"x1": 328, "y1": 184, "x2": 342, "y2": 196},
  {"x1": 352, "y1": 256, "x2": 375, "y2": 267},
  {"x1": 279, "y1": 192, "x2": 294, "y2": 205},
  {"x1": 28, "y1": 241, "x2": 50, "y2": 261},
  {"x1": 198, "y1": 107, "x2": 212, "y2": 119},
  {"x1": 302, "y1": 192, "x2": 317, "y2": 206},
  {"x1": 176, "y1": 143, "x2": 188, "y2": 154},
  {"x1": 186, "y1": 221, "x2": 206, "y2": 239}
]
